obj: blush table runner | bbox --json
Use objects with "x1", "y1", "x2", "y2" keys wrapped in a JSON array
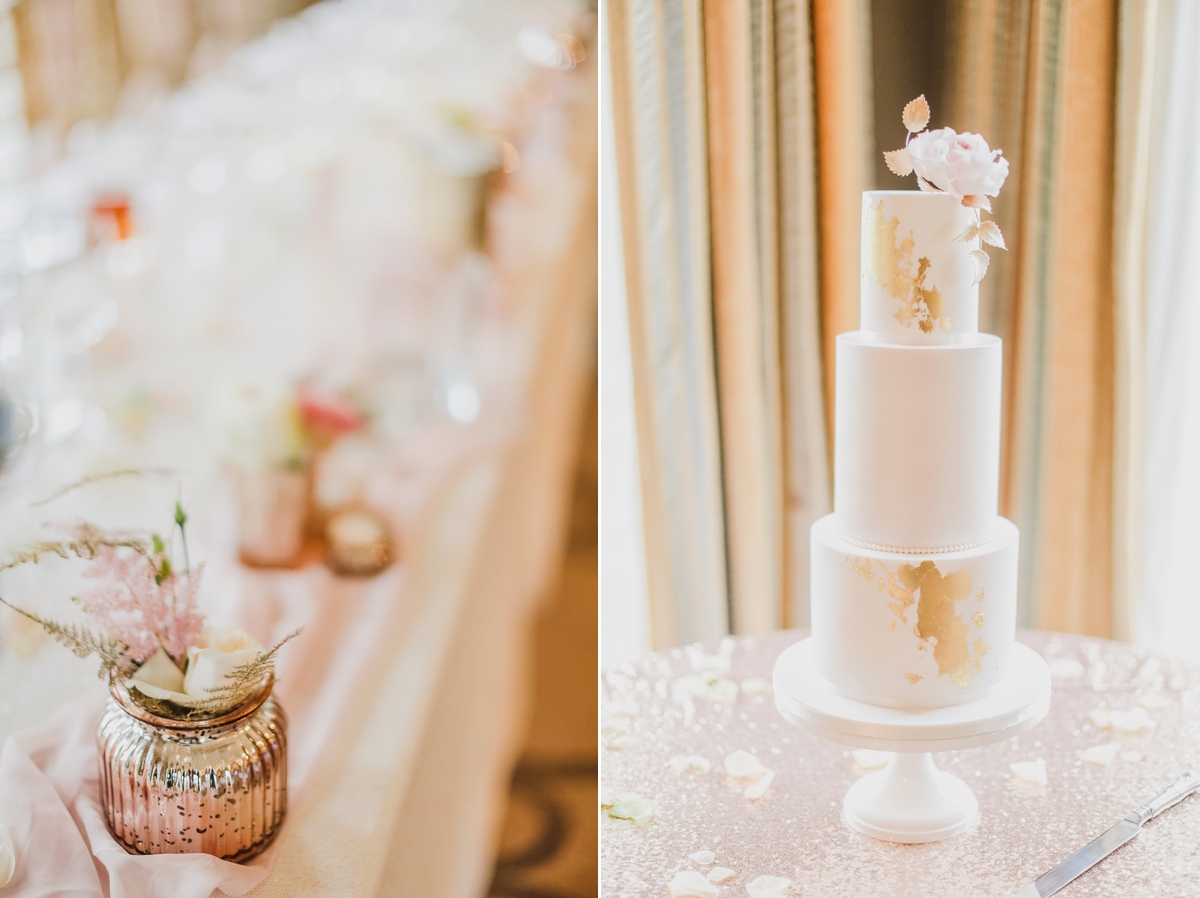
[{"x1": 602, "y1": 629, "x2": 1200, "y2": 897}]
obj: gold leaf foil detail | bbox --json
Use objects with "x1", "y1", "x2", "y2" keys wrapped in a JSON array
[
  {"x1": 974, "y1": 638, "x2": 990, "y2": 658},
  {"x1": 889, "y1": 621, "x2": 896, "y2": 632},
  {"x1": 867, "y1": 200, "x2": 950, "y2": 333},
  {"x1": 904, "y1": 673, "x2": 923, "y2": 684},
  {"x1": 972, "y1": 612, "x2": 985, "y2": 628},
  {"x1": 975, "y1": 588, "x2": 985, "y2": 602}
]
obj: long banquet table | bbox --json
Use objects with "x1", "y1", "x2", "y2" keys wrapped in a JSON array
[
  {"x1": 602, "y1": 629, "x2": 1200, "y2": 897},
  {"x1": 0, "y1": 2, "x2": 597, "y2": 895}
]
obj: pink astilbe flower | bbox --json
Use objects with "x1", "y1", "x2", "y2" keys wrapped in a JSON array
[{"x1": 77, "y1": 545, "x2": 205, "y2": 668}]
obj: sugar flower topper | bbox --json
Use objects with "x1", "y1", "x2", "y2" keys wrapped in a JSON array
[{"x1": 884, "y1": 95, "x2": 1009, "y2": 284}]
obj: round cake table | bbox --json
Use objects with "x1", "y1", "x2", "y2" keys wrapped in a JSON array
[{"x1": 601, "y1": 630, "x2": 1200, "y2": 897}]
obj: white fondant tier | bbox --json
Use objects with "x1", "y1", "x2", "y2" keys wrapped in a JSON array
[
  {"x1": 834, "y1": 331, "x2": 1000, "y2": 550},
  {"x1": 810, "y1": 513, "x2": 1018, "y2": 709},
  {"x1": 861, "y1": 191, "x2": 979, "y2": 343}
]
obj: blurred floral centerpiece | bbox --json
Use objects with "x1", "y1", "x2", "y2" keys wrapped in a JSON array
[
  {"x1": 214, "y1": 381, "x2": 365, "y2": 567},
  {"x1": 0, "y1": 497, "x2": 295, "y2": 861}
]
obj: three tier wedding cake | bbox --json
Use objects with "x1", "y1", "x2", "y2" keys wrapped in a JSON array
[{"x1": 811, "y1": 96, "x2": 1016, "y2": 709}]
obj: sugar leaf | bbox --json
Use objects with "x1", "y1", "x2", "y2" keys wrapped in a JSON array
[
  {"x1": 884, "y1": 147, "x2": 913, "y2": 177},
  {"x1": 970, "y1": 250, "x2": 991, "y2": 285},
  {"x1": 978, "y1": 220, "x2": 1006, "y2": 249},
  {"x1": 954, "y1": 222, "x2": 981, "y2": 243},
  {"x1": 902, "y1": 94, "x2": 930, "y2": 132},
  {"x1": 962, "y1": 194, "x2": 992, "y2": 212}
]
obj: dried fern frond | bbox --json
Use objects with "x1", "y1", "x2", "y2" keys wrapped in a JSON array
[
  {"x1": 30, "y1": 468, "x2": 179, "y2": 507},
  {"x1": 0, "y1": 536, "x2": 151, "y2": 573},
  {"x1": 188, "y1": 629, "x2": 303, "y2": 712},
  {"x1": 0, "y1": 597, "x2": 134, "y2": 679}
]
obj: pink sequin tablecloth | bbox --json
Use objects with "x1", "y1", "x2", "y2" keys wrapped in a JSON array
[{"x1": 601, "y1": 630, "x2": 1200, "y2": 897}]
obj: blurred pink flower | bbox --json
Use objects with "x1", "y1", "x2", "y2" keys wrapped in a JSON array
[{"x1": 297, "y1": 387, "x2": 365, "y2": 435}]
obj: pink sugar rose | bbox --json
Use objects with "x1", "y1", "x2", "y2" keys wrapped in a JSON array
[{"x1": 908, "y1": 127, "x2": 1010, "y2": 199}]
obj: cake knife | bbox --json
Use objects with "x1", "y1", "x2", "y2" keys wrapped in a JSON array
[{"x1": 1013, "y1": 771, "x2": 1200, "y2": 897}]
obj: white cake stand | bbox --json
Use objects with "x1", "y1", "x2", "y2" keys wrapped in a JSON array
[{"x1": 773, "y1": 638, "x2": 1051, "y2": 843}]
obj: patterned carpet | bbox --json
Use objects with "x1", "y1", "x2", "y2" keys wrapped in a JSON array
[{"x1": 488, "y1": 381, "x2": 597, "y2": 898}]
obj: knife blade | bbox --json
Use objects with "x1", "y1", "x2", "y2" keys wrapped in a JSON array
[{"x1": 1013, "y1": 771, "x2": 1200, "y2": 898}]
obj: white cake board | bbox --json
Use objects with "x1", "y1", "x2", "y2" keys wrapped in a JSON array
[{"x1": 773, "y1": 638, "x2": 1051, "y2": 843}]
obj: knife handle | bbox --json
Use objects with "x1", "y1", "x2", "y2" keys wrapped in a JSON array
[{"x1": 1127, "y1": 772, "x2": 1200, "y2": 826}]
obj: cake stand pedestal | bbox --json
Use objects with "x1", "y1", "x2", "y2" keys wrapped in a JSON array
[{"x1": 773, "y1": 638, "x2": 1051, "y2": 843}]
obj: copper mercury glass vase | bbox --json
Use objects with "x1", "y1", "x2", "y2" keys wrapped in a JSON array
[{"x1": 97, "y1": 675, "x2": 287, "y2": 861}]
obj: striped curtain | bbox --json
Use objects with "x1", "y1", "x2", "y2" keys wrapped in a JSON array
[
  {"x1": 951, "y1": 0, "x2": 1156, "y2": 639},
  {"x1": 608, "y1": 0, "x2": 831, "y2": 645}
]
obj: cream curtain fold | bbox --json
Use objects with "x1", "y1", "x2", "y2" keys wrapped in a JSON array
[
  {"x1": 608, "y1": 0, "x2": 731, "y2": 647},
  {"x1": 608, "y1": 0, "x2": 830, "y2": 644}
]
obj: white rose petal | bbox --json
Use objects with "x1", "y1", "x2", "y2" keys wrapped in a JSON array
[
  {"x1": 686, "y1": 641, "x2": 733, "y2": 672},
  {"x1": 724, "y1": 750, "x2": 766, "y2": 779},
  {"x1": 1138, "y1": 693, "x2": 1171, "y2": 712},
  {"x1": 670, "y1": 870, "x2": 719, "y2": 898},
  {"x1": 709, "y1": 868, "x2": 736, "y2": 883},
  {"x1": 907, "y1": 127, "x2": 1010, "y2": 199},
  {"x1": 1049, "y1": 657, "x2": 1084, "y2": 679},
  {"x1": 602, "y1": 716, "x2": 632, "y2": 736},
  {"x1": 605, "y1": 734, "x2": 634, "y2": 751},
  {"x1": 609, "y1": 793, "x2": 654, "y2": 826},
  {"x1": 670, "y1": 755, "x2": 712, "y2": 774},
  {"x1": 690, "y1": 850, "x2": 716, "y2": 865},
  {"x1": 852, "y1": 749, "x2": 893, "y2": 771},
  {"x1": 744, "y1": 769, "x2": 775, "y2": 801},
  {"x1": 1109, "y1": 707, "x2": 1155, "y2": 734},
  {"x1": 746, "y1": 875, "x2": 792, "y2": 896},
  {"x1": 0, "y1": 823, "x2": 13, "y2": 887},
  {"x1": 183, "y1": 628, "x2": 263, "y2": 702},
  {"x1": 606, "y1": 698, "x2": 640, "y2": 717},
  {"x1": 1081, "y1": 743, "x2": 1122, "y2": 767},
  {"x1": 1087, "y1": 708, "x2": 1112, "y2": 729},
  {"x1": 1009, "y1": 758, "x2": 1047, "y2": 785},
  {"x1": 128, "y1": 646, "x2": 186, "y2": 700},
  {"x1": 740, "y1": 678, "x2": 770, "y2": 696}
]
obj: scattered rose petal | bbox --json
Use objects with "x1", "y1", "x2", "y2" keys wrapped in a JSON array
[
  {"x1": 741, "y1": 677, "x2": 770, "y2": 696},
  {"x1": 1139, "y1": 692, "x2": 1171, "y2": 712},
  {"x1": 690, "y1": 850, "x2": 716, "y2": 865},
  {"x1": 1109, "y1": 707, "x2": 1154, "y2": 734},
  {"x1": 747, "y1": 874, "x2": 792, "y2": 896},
  {"x1": 602, "y1": 715, "x2": 631, "y2": 735},
  {"x1": 1087, "y1": 707, "x2": 1112, "y2": 728},
  {"x1": 686, "y1": 641, "x2": 734, "y2": 672},
  {"x1": 1049, "y1": 657, "x2": 1084, "y2": 678},
  {"x1": 606, "y1": 698, "x2": 640, "y2": 717},
  {"x1": 669, "y1": 870, "x2": 718, "y2": 898},
  {"x1": 673, "y1": 671, "x2": 740, "y2": 705},
  {"x1": 605, "y1": 734, "x2": 635, "y2": 751},
  {"x1": 902, "y1": 94, "x2": 930, "y2": 132},
  {"x1": 1009, "y1": 758, "x2": 1047, "y2": 785},
  {"x1": 609, "y1": 793, "x2": 654, "y2": 826},
  {"x1": 709, "y1": 868, "x2": 736, "y2": 883},
  {"x1": 744, "y1": 769, "x2": 775, "y2": 801},
  {"x1": 1121, "y1": 750, "x2": 1145, "y2": 762},
  {"x1": 724, "y1": 750, "x2": 767, "y2": 779},
  {"x1": 884, "y1": 148, "x2": 914, "y2": 177},
  {"x1": 670, "y1": 754, "x2": 712, "y2": 774},
  {"x1": 600, "y1": 791, "x2": 614, "y2": 808},
  {"x1": 1081, "y1": 743, "x2": 1122, "y2": 767},
  {"x1": 852, "y1": 749, "x2": 893, "y2": 771}
]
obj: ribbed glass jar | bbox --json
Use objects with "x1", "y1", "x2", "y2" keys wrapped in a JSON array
[{"x1": 97, "y1": 676, "x2": 287, "y2": 862}]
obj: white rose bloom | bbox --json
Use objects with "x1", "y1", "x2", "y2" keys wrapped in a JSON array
[
  {"x1": 0, "y1": 822, "x2": 13, "y2": 886},
  {"x1": 908, "y1": 127, "x2": 1010, "y2": 199},
  {"x1": 183, "y1": 627, "x2": 263, "y2": 701}
]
